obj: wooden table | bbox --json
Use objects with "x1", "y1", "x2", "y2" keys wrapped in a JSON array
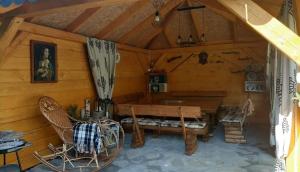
[
  {"x1": 0, "y1": 140, "x2": 31, "y2": 172},
  {"x1": 135, "y1": 98, "x2": 222, "y2": 132}
]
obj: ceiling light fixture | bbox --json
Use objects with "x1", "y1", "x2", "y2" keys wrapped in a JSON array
[{"x1": 152, "y1": 0, "x2": 165, "y2": 27}]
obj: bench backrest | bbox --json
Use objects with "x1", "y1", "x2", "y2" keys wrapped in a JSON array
[
  {"x1": 113, "y1": 92, "x2": 144, "y2": 104},
  {"x1": 117, "y1": 104, "x2": 201, "y2": 118}
]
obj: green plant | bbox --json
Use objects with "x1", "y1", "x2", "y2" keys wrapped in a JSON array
[{"x1": 67, "y1": 104, "x2": 78, "y2": 118}]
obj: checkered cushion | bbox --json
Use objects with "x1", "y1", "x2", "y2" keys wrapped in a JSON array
[
  {"x1": 160, "y1": 120, "x2": 180, "y2": 127},
  {"x1": 121, "y1": 118, "x2": 160, "y2": 126},
  {"x1": 184, "y1": 121, "x2": 207, "y2": 129},
  {"x1": 121, "y1": 117, "x2": 206, "y2": 129}
]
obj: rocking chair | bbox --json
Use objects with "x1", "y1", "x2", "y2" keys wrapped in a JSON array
[{"x1": 33, "y1": 96, "x2": 125, "y2": 172}]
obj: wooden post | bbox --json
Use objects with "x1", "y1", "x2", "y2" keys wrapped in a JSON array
[
  {"x1": 286, "y1": 102, "x2": 300, "y2": 172},
  {"x1": 218, "y1": 0, "x2": 300, "y2": 66}
]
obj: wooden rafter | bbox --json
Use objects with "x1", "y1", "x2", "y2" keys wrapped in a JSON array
[
  {"x1": 95, "y1": 0, "x2": 148, "y2": 39},
  {"x1": 0, "y1": 31, "x2": 29, "y2": 67},
  {"x1": 0, "y1": 17, "x2": 24, "y2": 64},
  {"x1": 119, "y1": 0, "x2": 184, "y2": 43},
  {"x1": 65, "y1": 7, "x2": 100, "y2": 32},
  {"x1": 218, "y1": 0, "x2": 300, "y2": 66},
  {"x1": 143, "y1": 29, "x2": 163, "y2": 48},
  {"x1": 18, "y1": 22, "x2": 148, "y2": 54},
  {"x1": 0, "y1": 0, "x2": 140, "y2": 19}
]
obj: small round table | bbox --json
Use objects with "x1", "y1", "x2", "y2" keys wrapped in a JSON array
[{"x1": 0, "y1": 140, "x2": 31, "y2": 172}]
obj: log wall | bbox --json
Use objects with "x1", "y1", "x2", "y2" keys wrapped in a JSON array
[{"x1": 0, "y1": 33, "x2": 147, "y2": 169}]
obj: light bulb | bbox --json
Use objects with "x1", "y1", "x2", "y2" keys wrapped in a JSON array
[
  {"x1": 188, "y1": 35, "x2": 194, "y2": 43},
  {"x1": 177, "y1": 35, "x2": 182, "y2": 44},
  {"x1": 201, "y1": 33, "x2": 206, "y2": 42},
  {"x1": 154, "y1": 11, "x2": 160, "y2": 23}
]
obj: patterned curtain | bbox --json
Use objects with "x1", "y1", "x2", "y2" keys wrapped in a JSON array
[
  {"x1": 266, "y1": 0, "x2": 298, "y2": 171},
  {"x1": 87, "y1": 38, "x2": 120, "y2": 118}
]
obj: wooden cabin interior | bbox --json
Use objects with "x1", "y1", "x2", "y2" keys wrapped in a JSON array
[{"x1": 0, "y1": 0, "x2": 299, "y2": 172}]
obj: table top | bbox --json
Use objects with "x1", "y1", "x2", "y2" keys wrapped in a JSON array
[
  {"x1": 118, "y1": 98, "x2": 222, "y2": 114},
  {"x1": 0, "y1": 140, "x2": 31, "y2": 154}
]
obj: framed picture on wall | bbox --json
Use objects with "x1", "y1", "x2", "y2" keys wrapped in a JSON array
[{"x1": 30, "y1": 40, "x2": 57, "y2": 83}]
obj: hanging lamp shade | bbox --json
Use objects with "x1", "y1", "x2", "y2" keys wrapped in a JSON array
[{"x1": 199, "y1": 51, "x2": 208, "y2": 65}]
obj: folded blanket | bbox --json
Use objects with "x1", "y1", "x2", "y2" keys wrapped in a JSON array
[{"x1": 73, "y1": 123, "x2": 102, "y2": 154}]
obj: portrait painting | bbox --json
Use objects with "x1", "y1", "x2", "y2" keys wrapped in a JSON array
[{"x1": 31, "y1": 40, "x2": 57, "y2": 83}]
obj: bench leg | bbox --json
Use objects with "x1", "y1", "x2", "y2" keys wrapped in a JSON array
[
  {"x1": 131, "y1": 127, "x2": 145, "y2": 148},
  {"x1": 185, "y1": 132, "x2": 198, "y2": 155},
  {"x1": 202, "y1": 133, "x2": 209, "y2": 142}
]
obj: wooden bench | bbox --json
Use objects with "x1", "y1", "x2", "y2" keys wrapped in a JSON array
[{"x1": 116, "y1": 104, "x2": 208, "y2": 155}]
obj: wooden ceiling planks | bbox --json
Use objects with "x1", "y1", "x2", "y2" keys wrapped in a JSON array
[
  {"x1": 118, "y1": 0, "x2": 184, "y2": 43},
  {"x1": 95, "y1": 0, "x2": 149, "y2": 39},
  {"x1": 0, "y1": 0, "x2": 285, "y2": 51},
  {"x1": 77, "y1": 4, "x2": 131, "y2": 36},
  {"x1": 65, "y1": 7, "x2": 100, "y2": 32},
  {"x1": 30, "y1": 8, "x2": 86, "y2": 30}
]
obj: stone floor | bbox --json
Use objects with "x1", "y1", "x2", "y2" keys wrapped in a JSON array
[{"x1": 27, "y1": 125, "x2": 275, "y2": 172}]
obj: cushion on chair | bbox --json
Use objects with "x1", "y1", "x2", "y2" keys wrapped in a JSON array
[{"x1": 138, "y1": 118, "x2": 160, "y2": 126}]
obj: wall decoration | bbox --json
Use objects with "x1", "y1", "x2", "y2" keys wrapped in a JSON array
[
  {"x1": 244, "y1": 64, "x2": 265, "y2": 93},
  {"x1": 31, "y1": 40, "x2": 57, "y2": 83},
  {"x1": 149, "y1": 72, "x2": 168, "y2": 93}
]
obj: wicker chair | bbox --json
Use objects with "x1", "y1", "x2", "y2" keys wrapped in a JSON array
[{"x1": 33, "y1": 96, "x2": 124, "y2": 172}]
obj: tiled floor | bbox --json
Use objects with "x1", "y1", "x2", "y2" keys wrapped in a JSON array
[{"x1": 28, "y1": 124, "x2": 275, "y2": 172}]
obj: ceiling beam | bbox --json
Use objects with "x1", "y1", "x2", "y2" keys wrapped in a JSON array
[
  {"x1": 18, "y1": 21, "x2": 148, "y2": 54},
  {"x1": 0, "y1": 17, "x2": 24, "y2": 65},
  {"x1": 294, "y1": 0, "x2": 300, "y2": 34},
  {"x1": 95, "y1": 0, "x2": 148, "y2": 39},
  {"x1": 119, "y1": 0, "x2": 184, "y2": 43},
  {"x1": 218, "y1": 0, "x2": 300, "y2": 66},
  {"x1": 65, "y1": 7, "x2": 100, "y2": 32},
  {"x1": 0, "y1": 0, "x2": 140, "y2": 19},
  {"x1": 151, "y1": 40, "x2": 266, "y2": 54}
]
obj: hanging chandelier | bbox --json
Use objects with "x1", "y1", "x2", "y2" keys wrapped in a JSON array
[{"x1": 151, "y1": 0, "x2": 165, "y2": 27}]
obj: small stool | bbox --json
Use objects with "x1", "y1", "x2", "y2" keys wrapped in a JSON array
[{"x1": 221, "y1": 107, "x2": 247, "y2": 144}]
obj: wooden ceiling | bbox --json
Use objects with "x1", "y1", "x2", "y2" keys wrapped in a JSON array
[{"x1": 0, "y1": 0, "x2": 284, "y2": 50}]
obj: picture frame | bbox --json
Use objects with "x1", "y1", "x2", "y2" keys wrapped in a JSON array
[{"x1": 30, "y1": 40, "x2": 57, "y2": 83}]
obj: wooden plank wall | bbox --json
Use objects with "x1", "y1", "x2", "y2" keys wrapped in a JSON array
[
  {"x1": 0, "y1": 33, "x2": 147, "y2": 169},
  {"x1": 153, "y1": 42, "x2": 269, "y2": 124}
]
